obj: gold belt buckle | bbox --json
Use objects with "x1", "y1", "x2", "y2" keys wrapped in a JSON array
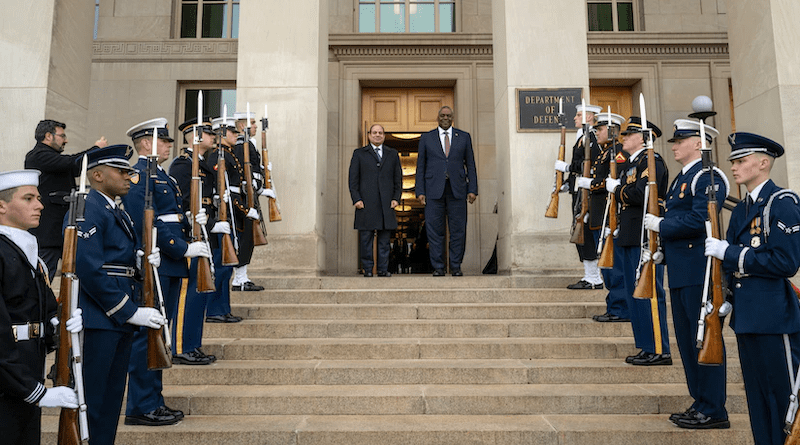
[{"x1": 30, "y1": 322, "x2": 40, "y2": 338}]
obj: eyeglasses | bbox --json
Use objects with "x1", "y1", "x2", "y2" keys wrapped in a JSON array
[{"x1": 54, "y1": 133, "x2": 67, "y2": 139}]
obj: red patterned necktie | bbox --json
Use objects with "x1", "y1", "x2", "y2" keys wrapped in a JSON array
[{"x1": 444, "y1": 132, "x2": 450, "y2": 158}]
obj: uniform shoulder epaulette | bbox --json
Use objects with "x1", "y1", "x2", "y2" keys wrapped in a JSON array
[
  {"x1": 689, "y1": 166, "x2": 730, "y2": 198},
  {"x1": 764, "y1": 189, "x2": 800, "y2": 240}
]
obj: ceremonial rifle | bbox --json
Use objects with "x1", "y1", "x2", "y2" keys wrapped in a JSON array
[
  {"x1": 217, "y1": 113, "x2": 240, "y2": 266},
  {"x1": 56, "y1": 155, "x2": 89, "y2": 445},
  {"x1": 570, "y1": 99, "x2": 591, "y2": 245},
  {"x1": 632, "y1": 94, "x2": 665, "y2": 355},
  {"x1": 191, "y1": 92, "x2": 215, "y2": 292},
  {"x1": 261, "y1": 105, "x2": 282, "y2": 222},
  {"x1": 242, "y1": 103, "x2": 267, "y2": 246},
  {"x1": 545, "y1": 97, "x2": 566, "y2": 219},
  {"x1": 597, "y1": 108, "x2": 618, "y2": 269},
  {"x1": 143, "y1": 127, "x2": 172, "y2": 371}
]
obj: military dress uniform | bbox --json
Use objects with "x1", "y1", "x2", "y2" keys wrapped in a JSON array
[
  {"x1": 0, "y1": 227, "x2": 58, "y2": 444},
  {"x1": 658, "y1": 120, "x2": 729, "y2": 427},
  {"x1": 568, "y1": 129, "x2": 602, "y2": 265},
  {"x1": 714, "y1": 133, "x2": 800, "y2": 444},
  {"x1": 613, "y1": 118, "x2": 671, "y2": 364},
  {"x1": 231, "y1": 130, "x2": 265, "y2": 290},
  {"x1": 120, "y1": 120, "x2": 189, "y2": 423},
  {"x1": 75, "y1": 147, "x2": 141, "y2": 444}
]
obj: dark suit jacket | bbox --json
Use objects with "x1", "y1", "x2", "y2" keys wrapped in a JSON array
[
  {"x1": 614, "y1": 150, "x2": 668, "y2": 247},
  {"x1": 415, "y1": 127, "x2": 478, "y2": 200},
  {"x1": 348, "y1": 145, "x2": 402, "y2": 230},
  {"x1": 24, "y1": 142, "x2": 93, "y2": 248}
]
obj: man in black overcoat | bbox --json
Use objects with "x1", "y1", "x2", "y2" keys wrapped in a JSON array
[{"x1": 349, "y1": 124, "x2": 402, "y2": 277}]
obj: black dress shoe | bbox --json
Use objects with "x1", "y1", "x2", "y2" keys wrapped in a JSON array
[
  {"x1": 669, "y1": 407, "x2": 697, "y2": 423},
  {"x1": 173, "y1": 349, "x2": 214, "y2": 365},
  {"x1": 377, "y1": 271, "x2": 391, "y2": 277},
  {"x1": 674, "y1": 411, "x2": 730, "y2": 429},
  {"x1": 432, "y1": 269, "x2": 446, "y2": 276},
  {"x1": 363, "y1": 271, "x2": 373, "y2": 277},
  {"x1": 566, "y1": 280, "x2": 603, "y2": 290},
  {"x1": 194, "y1": 348, "x2": 217, "y2": 362},
  {"x1": 451, "y1": 269, "x2": 463, "y2": 276},
  {"x1": 595, "y1": 314, "x2": 630, "y2": 323},
  {"x1": 124, "y1": 406, "x2": 182, "y2": 426},
  {"x1": 224, "y1": 313, "x2": 242, "y2": 322},
  {"x1": 625, "y1": 350, "x2": 646, "y2": 364},
  {"x1": 161, "y1": 405, "x2": 184, "y2": 420},
  {"x1": 232, "y1": 281, "x2": 264, "y2": 291},
  {"x1": 631, "y1": 352, "x2": 672, "y2": 366}
]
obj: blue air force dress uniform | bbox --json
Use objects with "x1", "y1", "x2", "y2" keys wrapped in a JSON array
[
  {"x1": 657, "y1": 120, "x2": 729, "y2": 426},
  {"x1": 0, "y1": 170, "x2": 59, "y2": 445},
  {"x1": 120, "y1": 118, "x2": 186, "y2": 424},
  {"x1": 168, "y1": 117, "x2": 220, "y2": 362},
  {"x1": 715, "y1": 133, "x2": 800, "y2": 444},
  {"x1": 589, "y1": 113, "x2": 629, "y2": 322},
  {"x1": 612, "y1": 117, "x2": 671, "y2": 364},
  {"x1": 74, "y1": 145, "x2": 141, "y2": 445}
]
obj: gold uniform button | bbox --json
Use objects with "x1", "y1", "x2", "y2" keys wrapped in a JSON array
[{"x1": 169, "y1": 239, "x2": 175, "y2": 245}]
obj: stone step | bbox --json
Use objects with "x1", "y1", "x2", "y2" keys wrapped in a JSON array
[
  {"x1": 230, "y1": 288, "x2": 608, "y2": 304},
  {"x1": 244, "y1": 274, "x2": 585, "y2": 290},
  {"x1": 143, "y1": 383, "x2": 749, "y2": 416},
  {"x1": 229, "y1": 302, "x2": 607, "y2": 320},
  {"x1": 41, "y1": 414, "x2": 755, "y2": 445},
  {"x1": 159, "y1": 359, "x2": 744, "y2": 386},
  {"x1": 201, "y1": 337, "x2": 739, "y2": 361}
]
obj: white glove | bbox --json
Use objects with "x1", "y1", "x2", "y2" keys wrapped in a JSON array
[
  {"x1": 554, "y1": 160, "x2": 570, "y2": 173},
  {"x1": 252, "y1": 179, "x2": 259, "y2": 191},
  {"x1": 643, "y1": 213, "x2": 663, "y2": 233},
  {"x1": 66, "y1": 308, "x2": 83, "y2": 334},
  {"x1": 194, "y1": 209, "x2": 208, "y2": 226},
  {"x1": 260, "y1": 188, "x2": 276, "y2": 199},
  {"x1": 126, "y1": 307, "x2": 166, "y2": 329},
  {"x1": 613, "y1": 228, "x2": 619, "y2": 237},
  {"x1": 641, "y1": 249, "x2": 651, "y2": 263},
  {"x1": 705, "y1": 237, "x2": 729, "y2": 260},
  {"x1": 38, "y1": 387, "x2": 78, "y2": 409},
  {"x1": 247, "y1": 208, "x2": 260, "y2": 220},
  {"x1": 147, "y1": 247, "x2": 161, "y2": 269},
  {"x1": 605, "y1": 177, "x2": 621, "y2": 193},
  {"x1": 575, "y1": 177, "x2": 593, "y2": 190},
  {"x1": 185, "y1": 241, "x2": 211, "y2": 258},
  {"x1": 583, "y1": 213, "x2": 589, "y2": 224},
  {"x1": 266, "y1": 162, "x2": 272, "y2": 172},
  {"x1": 602, "y1": 227, "x2": 612, "y2": 239},
  {"x1": 222, "y1": 190, "x2": 230, "y2": 204},
  {"x1": 211, "y1": 221, "x2": 231, "y2": 234}
]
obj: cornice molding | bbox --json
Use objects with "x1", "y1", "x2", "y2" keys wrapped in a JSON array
[
  {"x1": 93, "y1": 39, "x2": 238, "y2": 63},
  {"x1": 329, "y1": 33, "x2": 493, "y2": 59},
  {"x1": 587, "y1": 31, "x2": 729, "y2": 59}
]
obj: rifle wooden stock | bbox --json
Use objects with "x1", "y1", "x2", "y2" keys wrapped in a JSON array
[
  {"x1": 570, "y1": 128, "x2": 591, "y2": 245},
  {"x1": 261, "y1": 129, "x2": 282, "y2": 222},
  {"x1": 545, "y1": 125, "x2": 567, "y2": 219},
  {"x1": 598, "y1": 142, "x2": 619, "y2": 269},
  {"x1": 191, "y1": 143, "x2": 215, "y2": 293},
  {"x1": 698, "y1": 187, "x2": 725, "y2": 365},
  {"x1": 242, "y1": 136, "x2": 267, "y2": 246},
  {"x1": 216, "y1": 145, "x2": 240, "y2": 266},
  {"x1": 56, "y1": 226, "x2": 80, "y2": 445},
  {"x1": 633, "y1": 138, "x2": 660, "y2": 300},
  {"x1": 786, "y1": 412, "x2": 800, "y2": 445},
  {"x1": 143, "y1": 208, "x2": 171, "y2": 371}
]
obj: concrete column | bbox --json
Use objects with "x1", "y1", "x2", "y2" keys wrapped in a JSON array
[
  {"x1": 236, "y1": 0, "x2": 329, "y2": 273},
  {"x1": 0, "y1": 0, "x2": 95, "y2": 168},
  {"x1": 726, "y1": 0, "x2": 800, "y2": 189},
  {"x1": 492, "y1": 0, "x2": 590, "y2": 273}
]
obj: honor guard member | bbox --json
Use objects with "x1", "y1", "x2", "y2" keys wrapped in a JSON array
[
  {"x1": 579, "y1": 112, "x2": 630, "y2": 323},
  {"x1": 644, "y1": 119, "x2": 730, "y2": 428},
  {"x1": 121, "y1": 119, "x2": 210, "y2": 426},
  {"x1": 24, "y1": 119, "x2": 108, "y2": 281},
  {"x1": 231, "y1": 112, "x2": 273, "y2": 291},
  {"x1": 205, "y1": 116, "x2": 244, "y2": 323},
  {"x1": 75, "y1": 144, "x2": 165, "y2": 444},
  {"x1": 705, "y1": 133, "x2": 800, "y2": 444},
  {"x1": 605, "y1": 117, "x2": 671, "y2": 365},
  {"x1": 0, "y1": 170, "x2": 83, "y2": 445},
  {"x1": 169, "y1": 117, "x2": 226, "y2": 364},
  {"x1": 555, "y1": 103, "x2": 604, "y2": 289}
]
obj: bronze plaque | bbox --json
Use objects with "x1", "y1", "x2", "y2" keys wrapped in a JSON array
[{"x1": 516, "y1": 88, "x2": 582, "y2": 132}]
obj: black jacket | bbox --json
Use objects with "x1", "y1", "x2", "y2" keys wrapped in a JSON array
[{"x1": 349, "y1": 145, "x2": 402, "y2": 231}]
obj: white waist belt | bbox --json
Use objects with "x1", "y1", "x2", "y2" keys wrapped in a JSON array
[
  {"x1": 12, "y1": 322, "x2": 44, "y2": 341},
  {"x1": 158, "y1": 213, "x2": 183, "y2": 223}
]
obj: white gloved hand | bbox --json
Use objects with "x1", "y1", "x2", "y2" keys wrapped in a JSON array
[
  {"x1": 266, "y1": 162, "x2": 272, "y2": 172},
  {"x1": 605, "y1": 177, "x2": 621, "y2": 193},
  {"x1": 643, "y1": 213, "x2": 663, "y2": 233},
  {"x1": 613, "y1": 228, "x2": 619, "y2": 237},
  {"x1": 641, "y1": 249, "x2": 652, "y2": 263},
  {"x1": 602, "y1": 227, "x2": 612, "y2": 239},
  {"x1": 211, "y1": 221, "x2": 231, "y2": 234},
  {"x1": 247, "y1": 208, "x2": 260, "y2": 220},
  {"x1": 184, "y1": 241, "x2": 211, "y2": 259},
  {"x1": 260, "y1": 188, "x2": 276, "y2": 199},
  {"x1": 252, "y1": 179, "x2": 259, "y2": 191},
  {"x1": 147, "y1": 247, "x2": 161, "y2": 269},
  {"x1": 554, "y1": 160, "x2": 570, "y2": 173},
  {"x1": 575, "y1": 177, "x2": 593, "y2": 190},
  {"x1": 222, "y1": 190, "x2": 230, "y2": 204},
  {"x1": 583, "y1": 213, "x2": 589, "y2": 224},
  {"x1": 38, "y1": 387, "x2": 78, "y2": 409},
  {"x1": 126, "y1": 307, "x2": 166, "y2": 329},
  {"x1": 194, "y1": 208, "x2": 208, "y2": 226},
  {"x1": 66, "y1": 308, "x2": 83, "y2": 334},
  {"x1": 705, "y1": 237, "x2": 729, "y2": 260}
]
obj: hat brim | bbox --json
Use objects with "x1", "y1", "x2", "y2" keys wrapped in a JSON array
[{"x1": 90, "y1": 160, "x2": 136, "y2": 172}]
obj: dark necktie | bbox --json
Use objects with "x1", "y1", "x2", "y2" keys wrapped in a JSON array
[
  {"x1": 115, "y1": 206, "x2": 135, "y2": 239},
  {"x1": 746, "y1": 195, "x2": 753, "y2": 214},
  {"x1": 374, "y1": 146, "x2": 381, "y2": 160},
  {"x1": 444, "y1": 133, "x2": 450, "y2": 157}
]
